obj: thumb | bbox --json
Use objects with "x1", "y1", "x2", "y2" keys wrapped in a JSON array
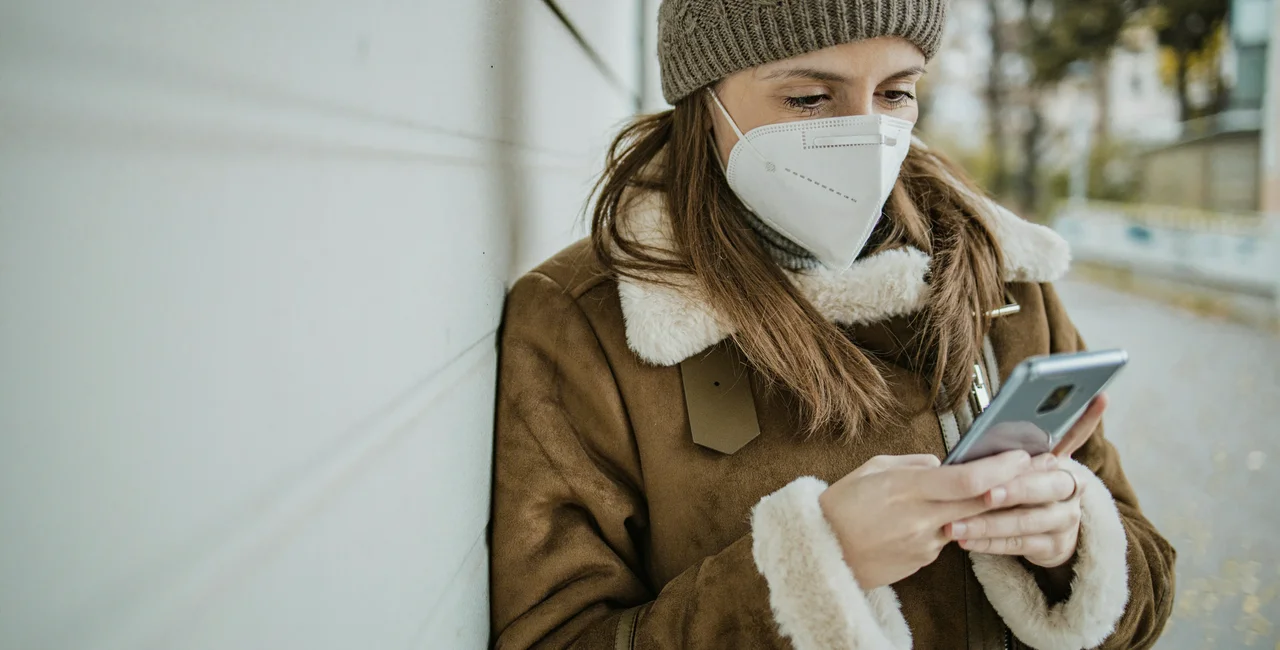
[{"x1": 1055, "y1": 393, "x2": 1108, "y2": 459}]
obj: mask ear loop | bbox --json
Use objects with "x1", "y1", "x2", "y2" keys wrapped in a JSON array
[{"x1": 706, "y1": 89, "x2": 770, "y2": 165}]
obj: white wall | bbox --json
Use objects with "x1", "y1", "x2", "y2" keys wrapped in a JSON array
[
  {"x1": 639, "y1": 0, "x2": 669, "y2": 112},
  {"x1": 0, "y1": 2, "x2": 640, "y2": 648}
]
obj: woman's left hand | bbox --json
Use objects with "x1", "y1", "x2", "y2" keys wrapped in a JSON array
[
  {"x1": 945, "y1": 454, "x2": 1083, "y2": 568},
  {"x1": 944, "y1": 394, "x2": 1107, "y2": 568}
]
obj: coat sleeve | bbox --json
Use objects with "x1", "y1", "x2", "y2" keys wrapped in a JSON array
[
  {"x1": 490, "y1": 272, "x2": 912, "y2": 650},
  {"x1": 972, "y1": 283, "x2": 1177, "y2": 650}
]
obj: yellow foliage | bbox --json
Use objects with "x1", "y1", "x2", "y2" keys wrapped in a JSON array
[{"x1": 1157, "y1": 22, "x2": 1229, "y2": 87}]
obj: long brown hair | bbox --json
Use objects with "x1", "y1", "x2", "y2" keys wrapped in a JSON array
[{"x1": 591, "y1": 97, "x2": 1006, "y2": 437}]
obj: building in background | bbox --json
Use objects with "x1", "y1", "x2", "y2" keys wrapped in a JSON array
[
  {"x1": 1230, "y1": 0, "x2": 1273, "y2": 111},
  {"x1": 1054, "y1": 0, "x2": 1279, "y2": 320},
  {"x1": 1106, "y1": 27, "x2": 1185, "y2": 144},
  {"x1": 1139, "y1": 0, "x2": 1274, "y2": 212},
  {"x1": 924, "y1": 0, "x2": 1182, "y2": 190},
  {"x1": 1260, "y1": 0, "x2": 1280, "y2": 212},
  {"x1": 1037, "y1": 25, "x2": 1183, "y2": 151}
]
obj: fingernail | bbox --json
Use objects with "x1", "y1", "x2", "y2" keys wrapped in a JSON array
[
  {"x1": 1038, "y1": 455, "x2": 1058, "y2": 470},
  {"x1": 959, "y1": 539, "x2": 972, "y2": 549},
  {"x1": 951, "y1": 522, "x2": 967, "y2": 539},
  {"x1": 989, "y1": 487, "x2": 1007, "y2": 507}
]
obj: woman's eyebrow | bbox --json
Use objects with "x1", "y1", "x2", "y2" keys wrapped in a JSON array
[
  {"x1": 884, "y1": 66, "x2": 927, "y2": 82},
  {"x1": 761, "y1": 65, "x2": 927, "y2": 84},
  {"x1": 760, "y1": 67, "x2": 849, "y2": 83}
]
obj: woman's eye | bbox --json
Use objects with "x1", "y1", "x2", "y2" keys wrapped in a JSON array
[
  {"x1": 783, "y1": 94, "x2": 829, "y2": 112},
  {"x1": 881, "y1": 90, "x2": 917, "y2": 105}
]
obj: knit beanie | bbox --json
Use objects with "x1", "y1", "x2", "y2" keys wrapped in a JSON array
[{"x1": 657, "y1": 0, "x2": 949, "y2": 104}]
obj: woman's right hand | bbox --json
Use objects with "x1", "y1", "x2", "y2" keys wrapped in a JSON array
[{"x1": 818, "y1": 450, "x2": 1036, "y2": 590}]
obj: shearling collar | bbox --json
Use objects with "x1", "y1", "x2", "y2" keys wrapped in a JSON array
[{"x1": 617, "y1": 192, "x2": 1072, "y2": 366}]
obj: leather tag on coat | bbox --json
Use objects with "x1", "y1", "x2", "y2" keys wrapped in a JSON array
[{"x1": 680, "y1": 343, "x2": 761, "y2": 455}]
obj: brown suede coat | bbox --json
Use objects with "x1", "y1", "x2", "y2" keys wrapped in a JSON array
[{"x1": 489, "y1": 200, "x2": 1175, "y2": 650}]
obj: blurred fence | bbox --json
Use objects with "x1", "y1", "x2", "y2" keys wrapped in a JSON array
[{"x1": 1053, "y1": 201, "x2": 1280, "y2": 304}]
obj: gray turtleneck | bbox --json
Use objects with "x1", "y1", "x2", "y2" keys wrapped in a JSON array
[{"x1": 741, "y1": 210, "x2": 822, "y2": 271}]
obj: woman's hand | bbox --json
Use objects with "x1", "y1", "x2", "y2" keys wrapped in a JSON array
[
  {"x1": 946, "y1": 395, "x2": 1108, "y2": 568},
  {"x1": 948, "y1": 454, "x2": 1083, "y2": 567},
  {"x1": 819, "y1": 450, "x2": 1033, "y2": 590}
]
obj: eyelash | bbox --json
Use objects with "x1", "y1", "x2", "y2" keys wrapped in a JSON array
[
  {"x1": 782, "y1": 94, "x2": 829, "y2": 114},
  {"x1": 881, "y1": 89, "x2": 917, "y2": 105},
  {"x1": 782, "y1": 89, "x2": 918, "y2": 114}
]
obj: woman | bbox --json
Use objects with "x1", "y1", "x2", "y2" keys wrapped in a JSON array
[{"x1": 490, "y1": 1, "x2": 1175, "y2": 648}]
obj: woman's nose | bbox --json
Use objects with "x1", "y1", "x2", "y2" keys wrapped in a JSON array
[{"x1": 843, "y1": 93, "x2": 877, "y2": 117}]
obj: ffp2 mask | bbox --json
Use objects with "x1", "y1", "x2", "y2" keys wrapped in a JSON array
[{"x1": 709, "y1": 90, "x2": 914, "y2": 270}]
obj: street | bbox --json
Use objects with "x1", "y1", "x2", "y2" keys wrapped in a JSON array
[{"x1": 1058, "y1": 280, "x2": 1280, "y2": 649}]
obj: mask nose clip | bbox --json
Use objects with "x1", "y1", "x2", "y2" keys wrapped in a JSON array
[{"x1": 811, "y1": 134, "x2": 900, "y2": 148}]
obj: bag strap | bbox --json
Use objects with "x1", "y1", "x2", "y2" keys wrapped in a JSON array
[{"x1": 938, "y1": 333, "x2": 1002, "y2": 452}]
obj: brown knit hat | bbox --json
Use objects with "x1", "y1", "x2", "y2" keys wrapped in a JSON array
[{"x1": 657, "y1": 0, "x2": 949, "y2": 103}]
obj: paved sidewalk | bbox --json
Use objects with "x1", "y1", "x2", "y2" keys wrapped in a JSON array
[{"x1": 1057, "y1": 280, "x2": 1280, "y2": 649}]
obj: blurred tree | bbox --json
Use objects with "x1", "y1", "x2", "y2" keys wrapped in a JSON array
[
  {"x1": 1046, "y1": 138, "x2": 1144, "y2": 205},
  {"x1": 986, "y1": 2, "x2": 1009, "y2": 194},
  {"x1": 1026, "y1": 0, "x2": 1134, "y2": 85},
  {"x1": 986, "y1": 0, "x2": 1009, "y2": 197},
  {"x1": 1016, "y1": 0, "x2": 1137, "y2": 214},
  {"x1": 1149, "y1": 0, "x2": 1230, "y2": 120}
]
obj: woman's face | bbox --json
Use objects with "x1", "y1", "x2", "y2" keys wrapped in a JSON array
[{"x1": 709, "y1": 37, "x2": 926, "y2": 165}]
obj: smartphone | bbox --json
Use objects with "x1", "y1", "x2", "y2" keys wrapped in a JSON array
[{"x1": 943, "y1": 349, "x2": 1128, "y2": 465}]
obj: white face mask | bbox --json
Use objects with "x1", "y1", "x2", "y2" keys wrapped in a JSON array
[{"x1": 709, "y1": 90, "x2": 915, "y2": 270}]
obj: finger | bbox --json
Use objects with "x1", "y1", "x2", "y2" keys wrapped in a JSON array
[
  {"x1": 958, "y1": 533, "x2": 1064, "y2": 558},
  {"x1": 948, "y1": 502, "x2": 1080, "y2": 540},
  {"x1": 853, "y1": 454, "x2": 941, "y2": 478},
  {"x1": 913, "y1": 450, "x2": 1031, "y2": 501},
  {"x1": 926, "y1": 495, "x2": 1000, "y2": 528},
  {"x1": 989, "y1": 467, "x2": 1078, "y2": 508},
  {"x1": 1054, "y1": 394, "x2": 1108, "y2": 459},
  {"x1": 1031, "y1": 453, "x2": 1058, "y2": 472}
]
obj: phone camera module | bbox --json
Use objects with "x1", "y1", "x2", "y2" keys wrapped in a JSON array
[{"x1": 1036, "y1": 385, "x2": 1076, "y2": 415}]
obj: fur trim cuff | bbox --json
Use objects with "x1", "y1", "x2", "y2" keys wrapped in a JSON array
[
  {"x1": 751, "y1": 477, "x2": 912, "y2": 650},
  {"x1": 971, "y1": 460, "x2": 1130, "y2": 650}
]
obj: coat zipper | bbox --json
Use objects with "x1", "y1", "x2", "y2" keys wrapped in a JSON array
[{"x1": 1004, "y1": 627, "x2": 1013, "y2": 650}]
